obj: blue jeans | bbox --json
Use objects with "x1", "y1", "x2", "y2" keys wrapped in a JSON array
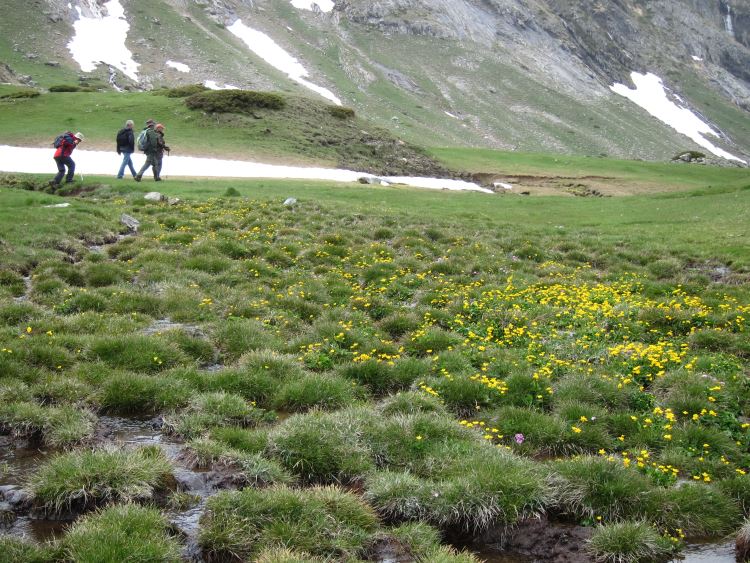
[
  {"x1": 53, "y1": 156, "x2": 75, "y2": 184},
  {"x1": 117, "y1": 151, "x2": 136, "y2": 178}
]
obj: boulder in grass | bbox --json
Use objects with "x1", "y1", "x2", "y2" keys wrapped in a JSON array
[
  {"x1": 283, "y1": 197, "x2": 297, "y2": 207},
  {"x1": 120, "y1": 213, "x2": 140, "y2": 233},
  {"x1": 144, "y1": 192, "x2": 163, "y2": 201}
]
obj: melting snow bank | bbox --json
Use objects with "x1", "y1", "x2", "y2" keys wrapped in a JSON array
[
  {"x1": 611, "y1": 72, "x2": 746, "y2": 164},
  {"x1": 0, "y1": 146, "x2": 492, "y2": 194},
  {"x1": 291, "y1": 0, "x2": 335, "y2": 12},
  {"x1": 166, "y1": 61, "x2": 191, "y2": 73},
  {"x1": 67, "y1": 0, "x2": 139, "y2": 81},
  {"x1": 227, "y1": 20, "x2": 341, "y2": 105}
]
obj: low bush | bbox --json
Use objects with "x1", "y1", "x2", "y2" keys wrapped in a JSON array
[
  {"x1": 62, "y1": 504, "x2": 181, "y2": 562},
  {"x1": 28, "y1": 446, "x2": 173, "y2": 515},
  {"x1": 328, "y1": 106, "x2": 355, "y2": 119},
  {"x1": 0, "y1": 88, "x2": 40, "y2": 99},
  {"x1": 199, "y1": 485, "x2": 379, "y2": 560},
  {"x1": 154, "y1": 83, "x2": 208, "y2": 97},
  {"x1": 49, "y1": 84, "x2": 95, "y2": 92},
  {"x1": 185, "y1": 89, "x2": 285, "y2": 113}
]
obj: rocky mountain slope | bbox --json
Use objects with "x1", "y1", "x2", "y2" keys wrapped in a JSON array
[{"x1": 1, "y1": 0, "x2": 748, "y2": 163}]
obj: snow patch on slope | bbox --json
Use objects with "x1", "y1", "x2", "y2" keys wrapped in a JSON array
[
  {"x1": 290, "y1": 0, "x2": 335, "y2": 13},
  {"x1": 227, "y1": 19, "x2": 341, "y2": 105},
  {"x1": 166, "y1": 61, "x2": 190, "y2": 73},
  {"x1": 0, "y1": 146, "x2": 490, "y2": 193},
  {"x1": 204, "y1": 80, "x2": 239, "y2": 90},
  {"x1": 611, "y1": 72, "x2": 746, "y2": 163},
  {"x1": 67, "y1": 0, "x2": 139, "y2": 81}
]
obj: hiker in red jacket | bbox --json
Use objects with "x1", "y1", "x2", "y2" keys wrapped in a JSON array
[{"x1": 51, "y1": 131, "x2": 84, "y2": 188}]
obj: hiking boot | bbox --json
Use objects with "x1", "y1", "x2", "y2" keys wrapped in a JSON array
[
  {"x1": 154, "y1": 178, "x2": 162, "y2": 182},
  {"x1": 134, "y1": 175, "x2": 142, "y2": 182}
]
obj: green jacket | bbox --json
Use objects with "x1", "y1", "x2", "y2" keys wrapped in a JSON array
[{"x1": 142, "y1": 128, "x2": 159, "y2": 155}]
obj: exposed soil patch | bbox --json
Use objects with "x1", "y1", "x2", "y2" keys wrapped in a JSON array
[{"x1": 465, "y1": 516, "x2": 595, "y2": 563}]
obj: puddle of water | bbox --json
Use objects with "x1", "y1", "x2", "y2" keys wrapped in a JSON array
[
  {"x1": 672, "y1": 540, "x2": 735, "y2": 562},
  {"x1": 0, "y1": 439, "x2": 52, "y2": 487},
  {"x1": 5, "y1": 516, "x2": 68, "y2": 543}
]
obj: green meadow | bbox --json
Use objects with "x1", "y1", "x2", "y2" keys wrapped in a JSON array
[{"x1": 0, "y1": 169, "x2": 748, "y2": 562}]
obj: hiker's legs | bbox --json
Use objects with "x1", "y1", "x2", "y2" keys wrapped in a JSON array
[
  {"x1": 117, "y1": 152, "x2": 135, "y2": 178},
  {"x1": 126, "y1": 153, "x2": 137, "y2": 177},
  {"x1": 137, "y1": 155, "x2": 153, "y2": 178},
  {"x1": 154, "y1": 155, "x2": 163, "y2": 179},
  {"x1": 63, "y1": 157, "x2": 75, "y2": 182},
  {"x1": 52, "y1": 157, "x2": 65, "y2": 185}
]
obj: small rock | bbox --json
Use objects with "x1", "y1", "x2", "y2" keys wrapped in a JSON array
[
  {"x1": 0, "y1": 485, "x2": 32, "y2": 509},
  {"x1": 144, "y1": 192, "x2": 163, "y2": 201},
  {"x1": 44, "y1": 61, "x2": 60, "y2": 67},
  {"x1": 120, "y1": 213, "x2": 140, "y2": 233},
  {"x1": 358, "y1": 176, "x2": 389, "y2": 185},
  {"x1": 44, "y1": 202, "x2": 71, "y2": 208},
  {"x1": 493, "y1": 182, "x2": 513, "y2": 190},
  {"x1": 283, "y1": 197, "x2": 297, "y2": 206},
  {"x1": 167, "y1": 197, "x2": 181, "y2": 205}
]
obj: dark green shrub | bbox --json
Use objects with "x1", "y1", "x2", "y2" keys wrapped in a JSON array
[
  {"x1": 328, "y1": 106, "x2": 355, "y2": 119},
  {"x1": 49, "y1": 84, "x2": 83, "y2": 92},
  {"x1": 185, "y1": 89, "x2": 285, "y2": 113},
  {"x1": 0, "y1": 88, "x2": 40, "y2": 99},
  {"x1": 155, "y1": 83, "x2": 208, "y2": 98}
]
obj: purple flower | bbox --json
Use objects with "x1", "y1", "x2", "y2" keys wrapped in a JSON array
[{"x1": 515, "y1": 433, "x2": 525, "y2": 444}]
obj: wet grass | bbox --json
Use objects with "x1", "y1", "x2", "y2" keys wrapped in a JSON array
[{"x1": 0, "y1": 173, "x2": 748, "y2": 559}]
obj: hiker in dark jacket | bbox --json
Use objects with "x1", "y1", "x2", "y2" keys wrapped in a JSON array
[
  {"x1": 51, "y1": 131, "x2": 83, "y2": 188},
  {"x1": 135, "y1": 119, "x2": 159, "y2": 182},
  {"x1": 153, "y1": 123, "x2": 170, "y2": 181},
  {"x1": 116, "y1": 119, "x2": 136, "y2": 179}
]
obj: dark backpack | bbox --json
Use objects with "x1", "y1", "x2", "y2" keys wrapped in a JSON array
[
  {"x1": 116, "y1": 128, "x2": 130, "y2": 148},
  {"x1": 53, "y1": 132, "x2": 72, "y2": 148}
]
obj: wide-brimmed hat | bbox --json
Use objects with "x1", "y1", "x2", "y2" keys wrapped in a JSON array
[{"x1": 73, "y1": 132, "x2": 84, "y2": 141}]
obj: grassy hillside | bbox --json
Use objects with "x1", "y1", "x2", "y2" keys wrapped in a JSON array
[
  {"x1": 0, "y1": 88, "x2": 447, "y2": 176},
  {"x1": 0, "y1": 173, "x2": 748, "y2": 561}
]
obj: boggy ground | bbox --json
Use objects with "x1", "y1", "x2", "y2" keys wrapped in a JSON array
[{"x1": 0, "y1": 176, "x2": 749, "y2": 562}]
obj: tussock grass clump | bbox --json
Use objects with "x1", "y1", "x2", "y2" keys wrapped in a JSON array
[
  {"x1": 253, "y1": 547, "x2": 326, "y2": 562},
  {"x1": 209, "y1": 426, "x2": 269, "y2": 454},
  {"x1": 268, "y1": 409, "x2": 374, "y2": 483},
  {"x1": 0, "y1": 401, "x2": 95, "y2": 447},
  {"x1": 588, "y1": 521, "x2": 674, "y2": 563},
  {"x1": 213, "y1": 318, "x2": 279, "y2": 362},
  {"x1": 273, "y1": 373, "x2": 360, "y2": 412},
  {"x1": 365, "y1": 445, "x2": 550, "y2": 531},
  {"x1": 164, "y1": 391, "x2": 273, "y2": 439},
  {"x1": 100, "y1": 372, "x2": 192, "y2": 414},
  {"x1": 337, "y1": 359, "x2": 417, "y2": 395},
  {"x1": 552, "y1": 456, "x2": 655, "y2": 522},
  {"x1": 186, "y1": 89, "x2": 286, "y2": 113},
  {"x1": 0, "y1": 536, "x2": 55, "y2": 562},
  {"x1": 186, "y1": 437, "x2": 294, "y2": 487},
  {"x1": 89, "y1": 335, "x2": 185, "y2": 373},
  {"x1": 378, "y1": 391, "x2": 447, "y2": 416},
  {"x1": 28, "y1": 446, "x2": 174, "y2": 515},
  {"x1": 199, "y1": 485, "x2": 379, "y2": 560},
  {"x1": 645, "y1": 483, "x2": 741, "y2": 537},
  {"x1": 62, "y1": 504, "x2": 181, "y2": 562}
]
